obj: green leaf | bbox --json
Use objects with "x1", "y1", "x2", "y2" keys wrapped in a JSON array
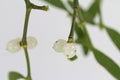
[
  {"x1": 81, "y1": 0, "x2": 100, "y2": 24},
  {"x1": 75, "y1": 23, "x2": 93, "y2": 47},
  {"x1": 81, "y1": 9, "x2": 96, "y2": 24},
  {"x1": 9, "y1": 71, "x2": 25, "y2": 80},
  {"x1": 82, "y1": 46, "x2": 89, "y2": 55},
  {"x1": 42, "y1": 0, "x2": 67, "y2": 10},
  {"x1": 93, "y1": 48, "x2": 120, "y2": 79},
  {"x1": 68, "y1": 55, "x2": 78, "y2": 61},
  {"x1": 75, "y1": 24, "x2": 86, "y2": 45},
  {"x1": 106, "y1": 27, "x2": 120, "y2": 50},
  {"x1": 67, "y1": 0, "x2": 73, "y2": 9},
  {"x1": 87, "y1": 1, "x2": 99, "y2": 19},
  {"x1": 75, "y1": 24, "x2": 89, "y2": 55},
  {"x1": 82, "y1": 0, "x2": 101, "y2": 25}
]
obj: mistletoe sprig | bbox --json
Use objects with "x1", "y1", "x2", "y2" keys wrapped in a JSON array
[
  {"x1": 6, "y1": 0, "x2": 120, "y2": 80},
  {"x1": 42, "y1": 0, "x2": 120, "y2": 79},
  {"x1": 7, "y1": 0, "x2": 48, "y2": 80}
]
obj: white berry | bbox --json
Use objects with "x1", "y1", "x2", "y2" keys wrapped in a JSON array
[
  {"x1": 27, "y1": 36, "x2": 38, "y2": 49},
  {"x1": 7, "y1": 38, "x2": 21, "y2": 53},
  {"x1": 63, "y1": 43, "x2": 76, "y2": 58},
  {"x1": 53, "y1": 39, "x2": 67, "y2": 52}
]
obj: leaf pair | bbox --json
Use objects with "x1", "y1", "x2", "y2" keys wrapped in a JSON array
[{"x1": 9, "y1": 71, "x2": 25, "y2": 80}]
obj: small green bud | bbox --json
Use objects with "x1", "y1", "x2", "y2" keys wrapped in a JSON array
[{"x1": 42, "y1": 5, "x2": 49, "y2": 11}]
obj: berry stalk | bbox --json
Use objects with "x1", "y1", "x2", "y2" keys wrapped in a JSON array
[{"x1": 67, "y1": 0, "x2": 78, "y2": 43}]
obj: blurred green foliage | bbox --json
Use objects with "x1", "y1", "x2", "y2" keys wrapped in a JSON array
[{"x1": 42, "y1": 0, "x2": 120, "y2": 79}]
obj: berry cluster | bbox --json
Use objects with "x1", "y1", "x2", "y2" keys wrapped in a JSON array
[
  {"x1": 7, "y1": 36, "x2": 37, "y2": 53},
  {"x1": 53, "y1": 39, "x2": 76, "y2": 59}
]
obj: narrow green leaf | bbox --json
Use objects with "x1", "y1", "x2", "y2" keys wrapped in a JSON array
[
  {"x1": 9, "y1": 71, "x2": 25, "y2": 80},
  {"x1": 81, "y1": 9, "x2": 95, "y2": 24},
  {"x1": 87, "y1": 1, "x2": 98, "y2": 19},
  {"x1": 67, "y1": 0, "x2": 73, "y2": 9},
  {"x1": 75, "y1": 24, "x2": 84, "y2": 38},
  {"x1": 81, "y1": 0, "x2": 100, "y2": 24},
  {"x1": 75, "y1": 24, "x2": 89, "y2": 55},
  {"x1": 106, "y1": 27, "x2": 120, "y2": 50},
  {"x1": 42, "y1": 0, "x2": 67, "y2": 10},
  {"x1": 75, "y1": 24, "x2": 86, "y2": 45},
  {"x1": 93, "y1": 48, "x2": 120, "y2": 79},
  {"x1": 82, "y1": 46, "x2": 89, "y2": 55}
]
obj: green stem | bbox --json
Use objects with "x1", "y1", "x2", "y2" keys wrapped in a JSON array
[
  {"x1": 21, "y1": 0, "x2": 48, "y2": 80},
  {"x1": 22, "y1": 8, "x2": 31, "y2": 44},
  {"x1": 21, "y1": 0, "x2": 48, "y2": 79},
  {"x1": 24, "y1": 48, "x2": 31, "y2": 79},
  {"x1": 98, "y1": 3, "x2": 104, "y2": 29},
  {"x1": 68, "y1": 0, "x2": 78, "y2": 43},
  {"x1": 21, "y1": 7, "x2": 32, "y2": 80}
]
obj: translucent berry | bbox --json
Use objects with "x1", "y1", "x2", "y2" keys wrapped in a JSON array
[
  {"x1": 7, "y1": 38, "x2": 21, "y2": 53},
  {"x1": 63, "y1": 43, "x2": 76, "y2": 58},
  {"x1": 27, "y1": 36, "x2": 38, "y2": 49},
  {"x1": 53, "y1": 39, "x2": 67, "y2": 52}
]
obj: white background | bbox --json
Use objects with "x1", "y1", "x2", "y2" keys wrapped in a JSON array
[{"x1": 0, "y1": 0, "x2": 120, "y2": 80}]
